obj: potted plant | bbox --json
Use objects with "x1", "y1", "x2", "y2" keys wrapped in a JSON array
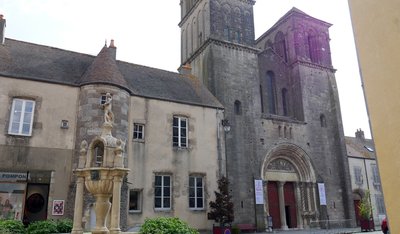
[
  {"x1": 208, "y1": 176, "x2": 234, "y2": 234},
  {"x1": 358, "y1": 190, "x2": 374, "y2": 232}
]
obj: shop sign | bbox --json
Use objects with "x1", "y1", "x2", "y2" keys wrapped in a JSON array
[{"x1": 0, "y1": 172, "x2": 29, "y2": 182}]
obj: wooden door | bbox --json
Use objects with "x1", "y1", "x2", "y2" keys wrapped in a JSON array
[
  {"x1": 268, "y1": 181, "x2": 281, "y2": 229},
  {"x1": 284, "y1": 182, "x2": 297, "y2": 228},
  {"x1": 354, "y1": 199, "x2": 361, "y2": 226}
]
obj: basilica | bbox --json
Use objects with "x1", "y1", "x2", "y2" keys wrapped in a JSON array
[{"x1": 0, "y1": 0, "x2": 354, "y2": 231}]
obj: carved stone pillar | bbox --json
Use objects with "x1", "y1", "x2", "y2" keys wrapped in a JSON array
[
  {"x1": 278, "y1": 181, "x2": 288, "y2": 230},
  {"x1": 263, "y1": 180, "x2": 270, "y2": 232},
  {"x1": 294, "y1": 182, "x2": 303, "y2": 229},
  {"x1": 311, "y1": 183, "x2": 319, "y2": 221},
  {"x1": 72, "y1": 176, "x2": 85, "y2": 234},
  {"x1": 306, "y1": 183, "x2": 312, "y2": 212},
  {"x1": 110, "y1": 175, "x2": 123, "y2": 234},
  {"x1": 263, "y1": 180, "x2": 269, "y2": 215}
]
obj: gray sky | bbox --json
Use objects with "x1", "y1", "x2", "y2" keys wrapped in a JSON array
[{"x1": 0, "y1": 0, "x2": 371, "y2": 138}]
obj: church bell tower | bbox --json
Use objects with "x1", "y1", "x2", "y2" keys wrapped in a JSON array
[{"x1": 179, "y1": 0, "x2": 264, "y2": 226}]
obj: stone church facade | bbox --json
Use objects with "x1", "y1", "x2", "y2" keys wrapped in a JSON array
[
  {"x1": 180, "y1": 0, "x2": 354, "y2": 230},
  {"x1": 0, "y1": 1, "x2": 354, "y2": 232}
]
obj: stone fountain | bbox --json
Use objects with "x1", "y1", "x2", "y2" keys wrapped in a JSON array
[{"x1": 71, "y1": 93, "x2": 129, "y2": 234}]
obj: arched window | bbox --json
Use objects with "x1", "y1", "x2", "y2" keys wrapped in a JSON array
[
  {"x1": 308, "y1": 30, "x2": 320, "y2": 63},
  {"x1": 282, "y1": 88, "x2": 288, "y2": 116},
  {"x1": 234, "y1": 100, "x2": 242, "y2": 115},
  {"x1": 274, "y1": 31, "x2": 288, "y2": 62},
  {"x1": 284, "y1": 126, "x2": 287, "y2": 138},
  {"x1": 320, "y1": 114, "x2": 327, "y2": 127},
  {"x1": 93, "y1": 142, "x2": 104, "y2": 167},
  {"x1": 266, "y1": 71, "x2": 277, "y2": 114},
  {"x1": 278, "y1": 126, "x2": 282, "y2": 138}
]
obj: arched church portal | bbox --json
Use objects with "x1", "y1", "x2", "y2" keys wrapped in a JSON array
[{"x1": 261, "y1": 144, "x2": 318, "y2": 230}]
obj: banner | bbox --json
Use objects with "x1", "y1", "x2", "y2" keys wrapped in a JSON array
[
  {"x1": 318, "y1": 183, "x2": 327, "y2": 205},
  {"x1": 254, "y1": 179, "x2": 264, "y2": 204}
]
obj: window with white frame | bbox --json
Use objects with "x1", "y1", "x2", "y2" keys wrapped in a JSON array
[
  {"x1": 189, "y1": 176, "x2": 204, "y2": 209},
  {"x1": 375, "y1": 194, "x2": 386, "y2": 215},
  {"x1": 371, "y1": 164, "x2": 380, "y2": 184},
  {"x1": 133, "y1": 123, "x2": 144, "y2": 140},
  {"x1": 354, "y1": 166, "x2": 363, "y2": 185},
  {"x1": 129, "y1": 189, "x2": 142, "y2": 212},
  {"x1": 100, "y1": 94, "x2": 107, "y2": 104},
  {"x1": 173, "y1": 116, "x2": 188, "y2": 148},
  {"x1": 154, "y1": 175, "x2": 171, "y2": 210},
  {"x1": 8, "y1": 99, "x2": 36, "y2": 136}
]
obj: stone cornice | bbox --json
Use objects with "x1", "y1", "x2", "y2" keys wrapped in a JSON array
[
  {"x1": 182, "y1": 37, "x2": 260, "y2": 65},
  {"x1": 261, "y1": 113, "x2": 307, "y2": 125},
  {"x1": 291, "y1": 60, "x2": 336, "y2": 73}
]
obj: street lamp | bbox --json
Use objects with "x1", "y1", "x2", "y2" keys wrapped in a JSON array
[{"x1": 221, "y1": 119, "x2": 231, "y2": 132}]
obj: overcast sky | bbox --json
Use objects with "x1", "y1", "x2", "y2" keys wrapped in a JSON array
[{"x1": 0, "y1": 0, "x2": 371, "y2": 138}]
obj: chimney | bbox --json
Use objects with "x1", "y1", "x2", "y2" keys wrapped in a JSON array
[
  {"x1": 108, "y1": 39, "x2": 116, "y2": 59},
  {"x1": 0, "y1": 14, "x2": 6, "y2": 45},
  {"x1": 355, "y1": 128, "x2": 365, "y2": 141},
  {"x1": 178, "y1": 63, "x2": 192, "y2": 76}
]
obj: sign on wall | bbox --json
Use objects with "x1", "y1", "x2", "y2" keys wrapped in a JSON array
[
  {"x1": 318, "y1": 183, "x2": 327, "y2": 205},
  {"x1": 254, "y1": 179, "x2": 264, "y2": 204},
  {"x1": 0, "y1": 172, "x2": 29, "y2": 182},
  {"x1": 52, "y1": 200, "x2": 65, "y2": 216}
]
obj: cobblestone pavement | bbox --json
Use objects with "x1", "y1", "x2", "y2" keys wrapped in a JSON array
[
  {"x1": 199, "y1": 227, "x2": 382, "y2": 234},
  {"x1": 269, "y1": 228, "x2": 381, "y2": 234}
]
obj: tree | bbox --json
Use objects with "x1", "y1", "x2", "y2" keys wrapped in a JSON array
[
  {"x1": 208, "y1": 176, "x2": 234, "y2": 227},
  {"x1": 358, "y1": 190, "x2": 372, "y2": 220}
]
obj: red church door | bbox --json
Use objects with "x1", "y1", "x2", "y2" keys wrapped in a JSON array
[
  {"x1": 268, "y1": 181, "x2": 281, "y2": 229},
  {"x1": 354, "y1": 200, "x2": 361, "y2": 226},
  {"x1": 284, "y1": 182, "x2": 297, "y2": 228}
]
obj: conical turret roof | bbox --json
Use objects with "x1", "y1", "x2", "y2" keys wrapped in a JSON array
[{"x1": 80, "y1": 42, "x2": 129, "y2": 90}]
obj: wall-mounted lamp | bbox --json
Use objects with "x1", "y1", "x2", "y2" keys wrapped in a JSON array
[
  {"x1": 221, "y1": 119, "x2": 231, "y2": 132},
  {"x1": 61, "y1": 120, "x2": 69, "y2": 129}
]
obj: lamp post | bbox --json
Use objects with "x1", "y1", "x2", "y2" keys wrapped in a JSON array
[{"x1": 222, "y1": 119, "x2": 231, "y2": 133}]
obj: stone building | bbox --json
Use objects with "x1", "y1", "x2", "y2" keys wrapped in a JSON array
[
  {"x1": 180, "y1": 0, "x2": 354, "y2": 230},
  {"x1": 346, "y1": 129, "x2": 385, "y2": 226},
  {"x1": 0, "y1": 1, "x2": 355, "y2": 232},
  {"x1": 0, "y1": 37, "x2": 224, "y2": 230}
]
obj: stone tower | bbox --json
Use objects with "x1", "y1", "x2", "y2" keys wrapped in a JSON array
[
  {"x1": 67, "y1": 41, "x2": 130, "y2": 230},
  {"x1": 179, "y1": 0, "x2": 264, "y2": 227},
  {"x1": 180, "y1": 0, "x2": 355, "y2": 230}
]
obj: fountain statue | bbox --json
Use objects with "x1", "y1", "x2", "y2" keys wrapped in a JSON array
[{"x1": 71, "y1": 93, "x2": 129, "y2": 234}]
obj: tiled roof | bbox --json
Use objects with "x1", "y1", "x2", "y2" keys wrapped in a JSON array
[
  {"x1": 80, "y1": 45, "x2": 128, "y2": 89},
  {"x1": 345, "y1": 136, "x2": 375, "y2": 159},
  {"x1": 0, "y1": 38, "x2": 222, "y2": 109}
]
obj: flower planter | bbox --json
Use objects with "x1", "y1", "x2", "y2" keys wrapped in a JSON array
[
  {"x1": 213, "y1": 226, "x2": 231, "y2": 234},
  {"x1": 360, "y1": 218, "x2": 375, "y2": 232}
]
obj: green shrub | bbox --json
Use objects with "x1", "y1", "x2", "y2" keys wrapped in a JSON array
[
  {"x1": 56, "y1": 219, "x2": 73, "y2": 233},
  {"x1": 140, "y1": 217, "x2": 199, "y2": 234},
  {"x1": 27, "y1": 220, "x2": 57, "y2": 234},
  {"x1": 231, "y1": 225, "x2": 240, "y2": 234},
  {"x1": 0, "y1": 219, "x2": 26, "y2": 234}
]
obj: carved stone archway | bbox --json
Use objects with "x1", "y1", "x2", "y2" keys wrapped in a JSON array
[{"x1": 261, "y1": 143, "x2": 318, "y2": 230}]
